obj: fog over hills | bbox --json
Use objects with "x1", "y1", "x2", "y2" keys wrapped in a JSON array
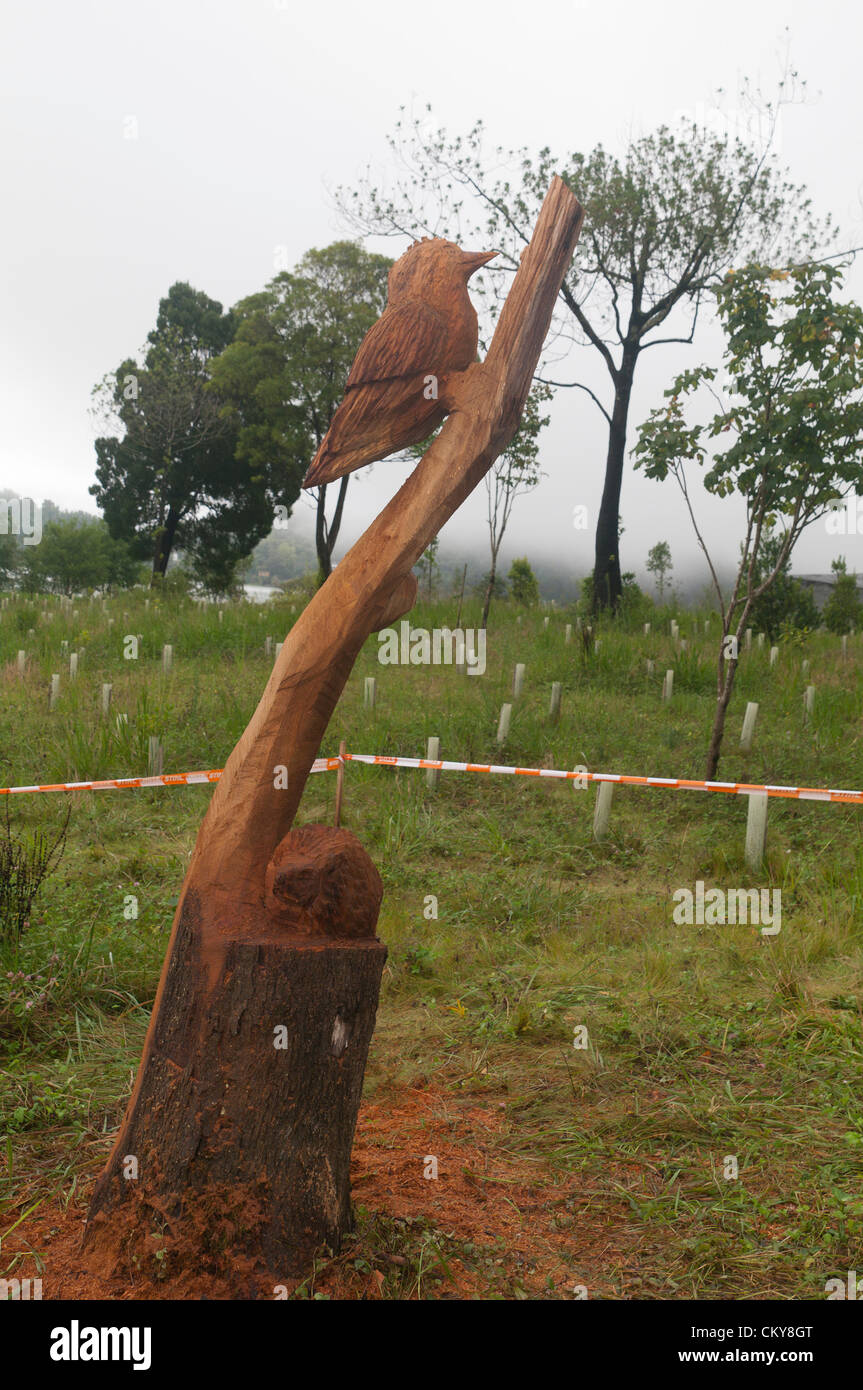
[
  {"x1": 3, "y1": 480, "x2": 835, "y2": 609},
  {"x1": 247, "y1": 489, "x2": 743, "y2": 608}
]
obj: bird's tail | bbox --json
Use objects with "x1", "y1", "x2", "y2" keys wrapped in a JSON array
[
  {"x1": 302, "y1": 437, "x2": 377, "y2": 490},
  {"x1": 302, "y1": 376, "x2": 445, "y2": 489}
]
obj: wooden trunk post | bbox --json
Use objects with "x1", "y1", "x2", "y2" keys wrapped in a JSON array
[
  {"x1": 497, "y1": 702, "x2": 513, "y2": 745},
  {"x1": 426, "y1": 736, "x2": 441, "y2": 791},
  {"x1": 745, "y1": 792, "x2": 768, "y2": 871},
  {"x1": 593, "y1": 781, "x2": 614, "y2": 841},
  {"x1": 740, "y1": 701, "x2": 759, "y2": 752},
  {"x1": 455, "y1": 562, "x2": 468, "y2": 629},
  {"x1": 83, "y1": 177, "x2": 584, "y2": 1284}
]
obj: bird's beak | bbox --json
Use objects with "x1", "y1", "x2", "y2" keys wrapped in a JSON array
[{"x1": 460, "y1": 249, "x2": 497, "y2": 278}]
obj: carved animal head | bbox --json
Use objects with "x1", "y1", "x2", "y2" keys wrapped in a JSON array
[
  {"x1": 265, "y1": 824, "x2": 383, "y2": 938},
  {"x1": 387, "y1": 237, "x2": 496, "y2": 303}
]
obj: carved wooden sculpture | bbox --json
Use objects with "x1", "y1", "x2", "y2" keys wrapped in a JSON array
[
  {"x1": 83, "y1": 177, "x2": 584, "y2": 1288},
  {"x1": 303, "y1": 239, "x2": 495, "y2": 486}
]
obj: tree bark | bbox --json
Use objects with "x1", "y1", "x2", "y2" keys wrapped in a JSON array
[
  {"x1": 151, "y1": 505, "x2": 180, "y2": 582},
  {"x1": 314, "y1": 483, "x2": 330, "y2": 586},
  {"x1": 480, "y1": 547, "x2": 499, "y2": 629},
  {"x1": 705, "y1": 603, "x2": 753, "y2": 779},
  {"x1": 454, "y1": 562, "x2": 468, "y2": 629},
  {"x1": 314, "y1": 476, "x2": 351, "y2": 588},
  {"x1": 705, "y1": 664, "x2": 738, "y2": 781},
  {"x1": 328, "y1": 474, "x2": 350, "y2": 558},
  {"x1": 593, "y1": 353, "x2": 636, "y2": 614},
  {"x1": 83, "y1": 176, "x2": 584, "y2": 1285},
  {"x1": 84, "y1": 890, "x2": 386, "y2": 1284}
]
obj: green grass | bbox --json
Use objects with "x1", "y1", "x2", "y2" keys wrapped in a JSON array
[{"x1": 0, "y1": 588, "x2": 861, "y2": 1298}]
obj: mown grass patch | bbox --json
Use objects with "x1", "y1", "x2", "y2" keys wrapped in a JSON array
[{"x1": 1, "y1": 589, "x2": 861, "y2": 1297}]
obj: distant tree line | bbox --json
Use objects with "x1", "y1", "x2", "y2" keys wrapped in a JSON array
[
  {"x1": 89, "y1": 244, "x2": 393, "y2": 595},
  {"x1": 0, "y1": 494, "x2": 141, "y2": 594}
]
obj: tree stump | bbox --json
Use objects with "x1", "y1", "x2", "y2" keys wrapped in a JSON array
[{"x1": 84, "y1": 828, "x2": 386, "y2": 1285}]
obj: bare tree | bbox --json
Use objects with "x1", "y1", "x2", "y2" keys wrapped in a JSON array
[{"x1": 481, "y1": 388, "x2": 546, "y2": 627}]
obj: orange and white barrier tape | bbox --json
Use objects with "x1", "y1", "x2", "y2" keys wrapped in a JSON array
[
  {"x1": 0, "y1": 753, "x2": 860, "y2": 806},
  {"x1": 0, "y1": 757, "x2": 339, "y2": 797},
  {"x1": 342, "y1": 754, "x2": 863, "y2": 806}
]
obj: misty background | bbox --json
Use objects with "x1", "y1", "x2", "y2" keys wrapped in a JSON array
[{"x1": 2, "y1": 0, "x2": 862, "y2": 600}]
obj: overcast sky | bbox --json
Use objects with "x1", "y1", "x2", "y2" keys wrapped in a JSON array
[{"x1": 2, "y1": 0, "x2": 861, "y2": 591}]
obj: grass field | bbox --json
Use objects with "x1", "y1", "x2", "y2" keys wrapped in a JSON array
[{"x1": 1, "y1": 587, "x2": 861, "y2": 1299}]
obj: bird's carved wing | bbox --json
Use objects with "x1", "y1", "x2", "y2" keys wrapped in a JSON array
[{"x1": 345, "y1": 299, "x2": 447, "y2": 389}]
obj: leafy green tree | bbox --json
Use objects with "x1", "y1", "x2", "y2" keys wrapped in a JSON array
[
  {"x1": 646, "y1": 541, "x2": 673, "y2": 601},
  {"x1": 0, "y1": 490, "x2": 42, "y2": 584},
  {"x1": 578, "y1": 569, "x2": 646, "y2": 619},
  {"x1": 477, "y1": 569, "x2": 507, "y2": 602},
  {"x1": 337, "y1": 84, "x2": 829, "y2": 612},
  {"x1": 414, "y1": 536, "x2": 440, "y2": 600},
  {"x1": 822, "y1": 556, "x2": 862, "y2": 634},
  {"x1": 20, "y1": 517, "x2": 138, "y2": 595},
  {"x1": 0, "y1": 527, "x2": 20, "y2": 585},
  {"x1": 635, "y1": 260, "x2": 863, "y2": 777},
  {"x1": 211, "y1": 243, "x2": 392, "y2": 587},
  {"x1": 747, "y1": 528, "x2": 820, "y2": 637},
  {"x1": 183, "y1": 541, "x2": 251, "y2": 599},
  {"x1": 508, "y1": 557, "x2": 539, "y2": 605},
  {"x1": 91, "y1": 283, "x2": 274, "y2": 585}
]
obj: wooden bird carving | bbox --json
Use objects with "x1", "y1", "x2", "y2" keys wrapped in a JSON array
[{"x1": 302, "y1": 238, "x2": 496, "y2": 488}]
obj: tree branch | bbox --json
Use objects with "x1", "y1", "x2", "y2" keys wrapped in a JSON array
[
  {"x1": 559, "y1": 281, "x2": 618, "y2": 384},
  {"x1": 533, "y1": 375, "x2": 612, "y2": 425},
  {"x1": 671, "y1": 462, "x2": 726, "y2": 620},
  {"x1": 640, "y1": 295, "x2": 702, "y2": 351}
]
